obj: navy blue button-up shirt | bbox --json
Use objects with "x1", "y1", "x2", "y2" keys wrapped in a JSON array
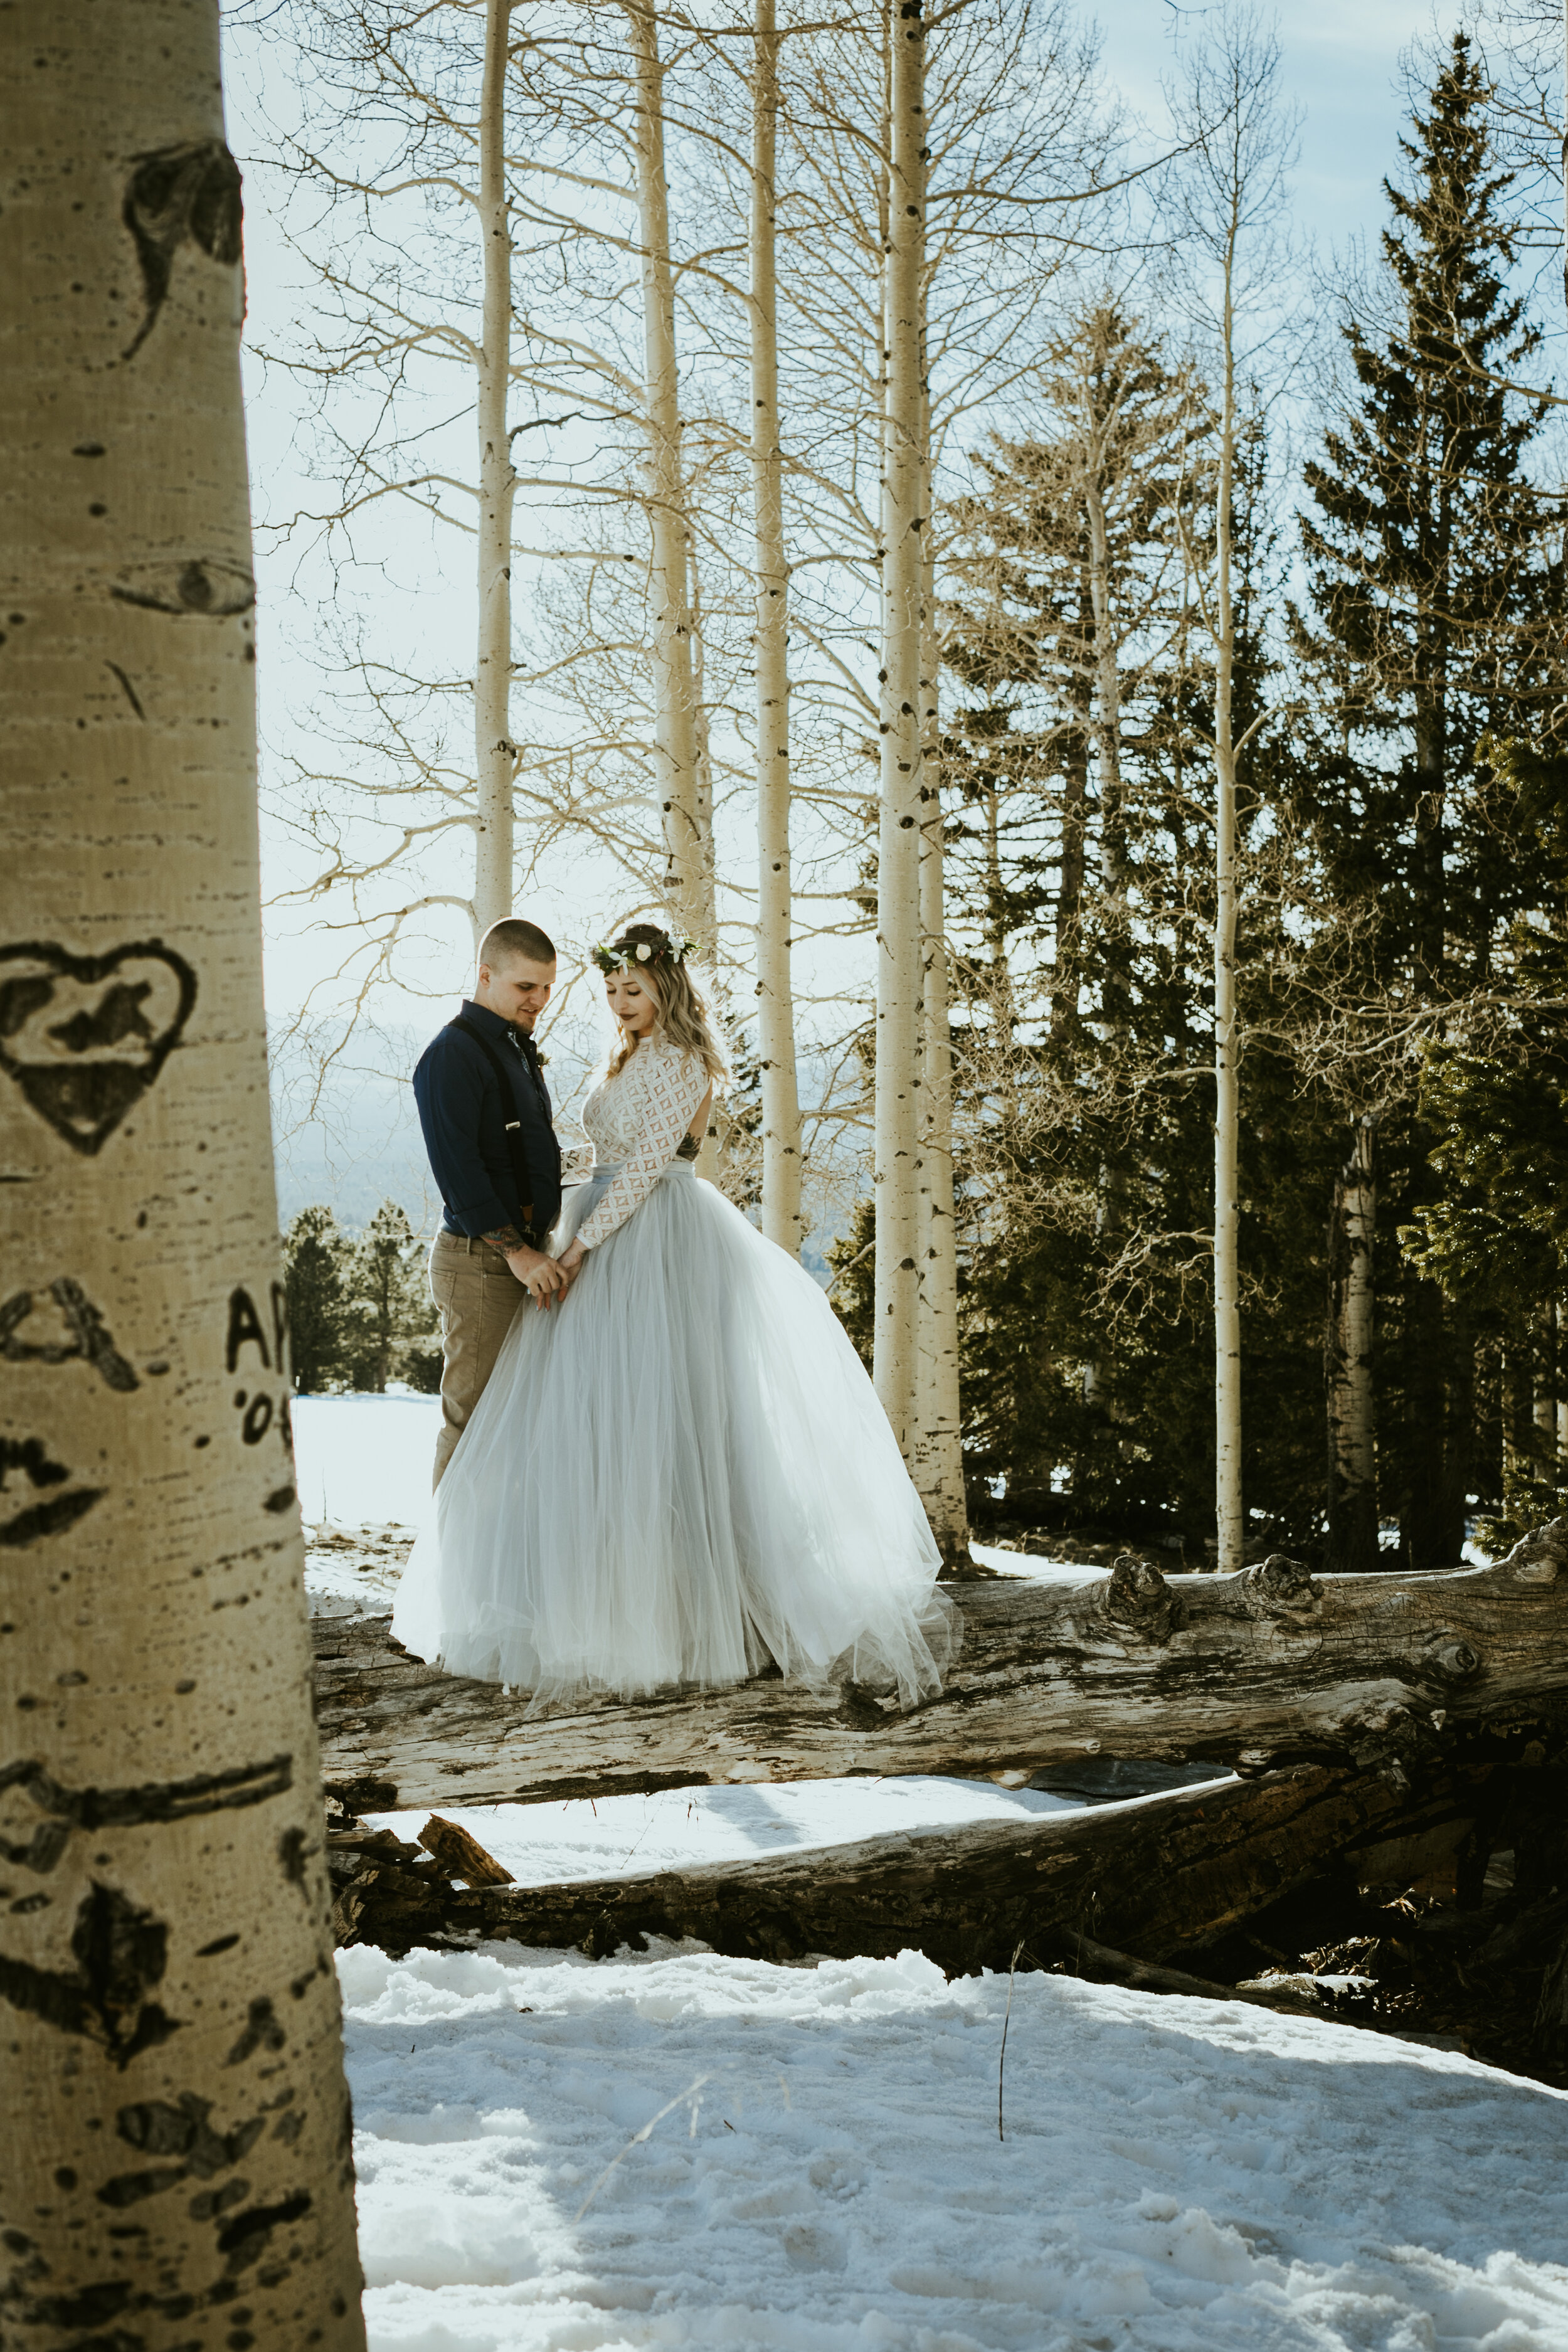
[{"x1": 411, "y1": 999, "x2": 563, "y2": 1239}]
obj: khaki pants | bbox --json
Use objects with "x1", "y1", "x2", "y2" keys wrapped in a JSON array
[{"x1": 429, "y1": 1229, "x2": 527, "y2": 1488}]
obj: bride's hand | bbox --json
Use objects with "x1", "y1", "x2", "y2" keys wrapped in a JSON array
[{"x1": 556, "y1": 1238, "x2": 587, "y2": 1287}]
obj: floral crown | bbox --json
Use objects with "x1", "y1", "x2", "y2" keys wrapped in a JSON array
[{"x1": 592, "y1": 931, "x2": 699, "y2": 977}]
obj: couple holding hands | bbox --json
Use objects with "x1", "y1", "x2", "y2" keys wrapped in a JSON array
[{"x1": 392, "y1": 916, "x2": 951, "y2": 1712}]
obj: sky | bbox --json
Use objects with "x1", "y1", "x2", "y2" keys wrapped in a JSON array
[{"x1": 219, "y1": 0, "x2": 1488, "y2": 1210}]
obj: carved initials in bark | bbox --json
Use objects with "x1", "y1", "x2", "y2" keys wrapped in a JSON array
[
  {"x1": 0, "y1": 940, "x2": 196, "y2": 1153},
  {"x1": 0, "y1": 1273, "x2": 139, "y2": 1389}
]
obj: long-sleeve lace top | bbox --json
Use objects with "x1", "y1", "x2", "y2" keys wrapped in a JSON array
[{"x1": 575, "y1": 1041, "x2": 709, "y2": 1249}]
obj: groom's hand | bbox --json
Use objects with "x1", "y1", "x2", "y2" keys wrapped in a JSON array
[{"x1": 504, "y1": 1244, "x2": 566, "y2": 1307}]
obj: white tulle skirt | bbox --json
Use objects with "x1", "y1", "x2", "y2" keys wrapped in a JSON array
[{"x1": 391, "y1": 1162, "x2": 955, "y2": 1710}]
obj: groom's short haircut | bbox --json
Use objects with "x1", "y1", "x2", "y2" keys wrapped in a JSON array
[{"x1": 479, "y1": 917, "x2": 556, "y2": 971}]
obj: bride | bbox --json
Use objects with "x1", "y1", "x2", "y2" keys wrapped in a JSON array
[{"x1": 392, "y1": 923, "x2": 953, "y2": 1709}]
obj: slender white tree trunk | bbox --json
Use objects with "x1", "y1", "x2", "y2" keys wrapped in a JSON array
[
  {"x1": 474, "y1": 0, "x2": 516, "y2": 940},
  {"x1": 627, "y1": 1, "x2": 711, "y2": 951},
  {"x1": 913, "y1": 565, "x2": 969, "y2": 1559},
  {"x1": 1084, "y1": 478, "x2": 1123, "y2": 822},
  {"x1": 751, "y1": 0, "x2": 803, "y2": 1254},
  {"x1": 1327, "y1": 1116, "x2": 1377, "y2": 1572},
  {"x1": 0, "y1": 5, "x2": 365, "y2": 2339},
  {"x1": 1212, "y1": 228, "x2": 1243, "y2": 1576},
  {"x1": 873, "y1": 0, "x2": 929, "y2": 1453}
]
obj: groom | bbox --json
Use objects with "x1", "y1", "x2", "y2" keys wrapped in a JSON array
[{"x1": 413, "y1": 918, "x2": 564, "y2": 1486}]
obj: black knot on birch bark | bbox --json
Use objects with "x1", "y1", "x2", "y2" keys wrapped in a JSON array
[
  {"x1": 1102, "y1": 1553, "x2": 1181, "y2": 1645},
  {"x1": 1502, "y1": 1518, "x2": 1568, "y2": 1584},
  {"x1": 121, "y1": 140, "x2": 243, "y2": 362},
  {"x1": 1241, "y1": 1554, "x2": 1322, "y2": 1623}
]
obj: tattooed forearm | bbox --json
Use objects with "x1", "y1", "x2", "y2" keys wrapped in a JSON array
[{"x1": 481, "y1": 1224, "x2": 527, "y2": 1254}]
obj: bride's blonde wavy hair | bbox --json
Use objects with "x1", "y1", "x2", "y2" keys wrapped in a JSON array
[{"x1": 600, "y1": 923, "x2": 731, "y2": 1087}]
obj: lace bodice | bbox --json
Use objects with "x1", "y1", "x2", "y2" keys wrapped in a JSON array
[{"x1": 575, "y1": 1041, "x2": 709, "y2": 1249}]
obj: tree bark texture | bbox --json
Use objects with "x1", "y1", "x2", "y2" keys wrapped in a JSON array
[
  {"x1": 330, "y1": 1763, "x2": 1478, "y2": 1979},
  {"x1": 627, "y1": 1, "x2": 712, "y2": 951},
  {"x1": 1327, "y1": 1116, "x2": 1378, "y2": 1572},
  {"x1": 0, "y1": 8, "x2": 366, "y2": 2342},
  {"x1": 873, "y1": 0, "x2": 929, "y2": 1453},
  {"x1": 913, "y1": 571, "x2": 968, "y2": 1560},
  {"x1": 750, "y1": 0, "x2": 803, "y2": 1254},
  {"x1": 472, "y1": 0, "x2": 516, "y2": 941},
  {"x1": 312, "y1": 1528, "x2": 1568, "y2": 1813}
]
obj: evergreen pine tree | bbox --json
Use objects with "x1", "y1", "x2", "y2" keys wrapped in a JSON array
[
  {"x1": 347, "y1": 1199, "x2": 435, "y2": 1391},
  {"x1": 938, "y1": 311, "x2": 1335, "y2": 1548},
  {"x1": 282, "y1": 1204, "x2": 354, "y2": 1392},
  {"x1": 1295, "y1": 31, "x2": 1565, "y2": 1567}
]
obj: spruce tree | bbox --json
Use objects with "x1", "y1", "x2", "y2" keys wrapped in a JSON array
[
  {"x1": 938, "y1": 312, "x2": 1336, "y2": 1549},
  {"x1": 1295, "y1": 31, "x2": 1564, "y2": 1567},
  {"x1": 283, "y1": 1204, "x2": 354, "y2": 1392},
  {"x1": 347, "y1": 1199, "x2": 435, "y2": 1391}
]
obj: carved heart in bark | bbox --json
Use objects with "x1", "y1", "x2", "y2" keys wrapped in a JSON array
[{"x1": 0, "y1": 941, "x2": 197, "y2": 1155}]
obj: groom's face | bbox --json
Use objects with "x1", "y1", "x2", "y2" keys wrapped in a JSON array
[{"x1": 478, "y1": 953, "x2": 556, "y2": 1032}]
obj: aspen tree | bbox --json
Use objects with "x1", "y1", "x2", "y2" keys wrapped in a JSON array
[
  {"x1": 1327, "y1": 1118, "x2": 1378, "y2": 1572},
  {"x1": 474, "y1": 0, "x2": 519, "y2": 936},
  {"x1": 0, "y1": 4, "x2": 366, "y2": 2343},
  {"x1": 751, "y1": 0, "x2": 803, "y2": 1254},
  {"x1": 1170, "y1": 11, "x2": 1293, "y2": 1573},
  {"x1": 626, "y1": 0, "x2": 714, "y2": 954},
  {"x1": 874, "y1": 0, "x2": 930, "y2": 1451},
  {"x1": 1212, "y1": 233, "x2": 1243, "y2": 1579},
  {"x1": 913, "y1": 540, "x2": 969, "y2": 1560}
]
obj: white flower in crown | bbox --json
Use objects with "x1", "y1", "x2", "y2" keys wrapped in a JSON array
[{"x1": 636, "y1": 943, "x2": 652, "y2": 961}]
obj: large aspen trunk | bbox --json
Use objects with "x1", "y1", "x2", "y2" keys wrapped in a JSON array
[
  {"x1": 314, "y1": 1525, "x2": 1568, "y2": 1810},
  {"x1": 872, "y1": 0, "x2": 930, "y2": 1452},
  {"x1": 750, "y1": 0, "x2": 803, "y2": 1253},
  {"x1": 472, "y1": 0, "x2": 516, "y2": 941},
  {"x1": 627, "y1": 3, "x2": 711, "y2": 950},
  {"x1": 0, "y1": 7, "x2": 366, "y2": 2341},
  {"x1": 1212, "y1": 238, "x2": 1243, "y2": 1576},
  {"x1": 1327, "y1": 1117, "x2": 1379, "y2": 1572},
  {"x1": 913, "y1": 554, "x2": 969, "y2": 1562}
]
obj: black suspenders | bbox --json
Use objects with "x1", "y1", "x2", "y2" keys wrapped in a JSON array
[{"x1": 449, "y1": 1015, "x2": 537, "y2": 1229}]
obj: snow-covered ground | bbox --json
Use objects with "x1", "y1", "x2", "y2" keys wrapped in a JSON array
[
  {"x1": 308, "y1": 1402, "x2": 1565, "y2": 2346},
  {"x1": 342, "y1": 1937, "x2": 1568, "y2": 2352},
  {"x1": 295, "y1": 1393, "x2": 442, "y2": 1531}
]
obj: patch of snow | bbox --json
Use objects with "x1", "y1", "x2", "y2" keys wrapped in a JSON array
[
  {"x1": 967, "y1": 1542, "x2": 1098, "y2": 1581},
  {"x1": 294, "y1": 1392, "x2": 442, "y2": 1529},
  {"x1": 341, "y1": 1938, "x2": 1568, "y2": 2351},
  {"x1": 359, "y1": 1777, "x2": 1114, "y2": 1887}
]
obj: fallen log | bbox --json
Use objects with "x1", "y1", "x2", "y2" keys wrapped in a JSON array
[
  {"x1": 314, "y1": 1525, "x2": 1568, "y2": 1812},
  {"x1": 330, "y1": 1761, "x2": 1488, "y2": 1976}
]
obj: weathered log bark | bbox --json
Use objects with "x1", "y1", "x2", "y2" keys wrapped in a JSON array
[
  {"x1": 313, "y1": 1528, "x2": 1568, "y2": 1813},
  {"x1": 329, "y1": 1764, "x2": 1480, "y2": 1976}
]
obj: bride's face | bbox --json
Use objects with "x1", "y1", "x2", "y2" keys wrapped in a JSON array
[{"x1": 606, "y1": 971, "x2": 659, "y2": 1037}]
